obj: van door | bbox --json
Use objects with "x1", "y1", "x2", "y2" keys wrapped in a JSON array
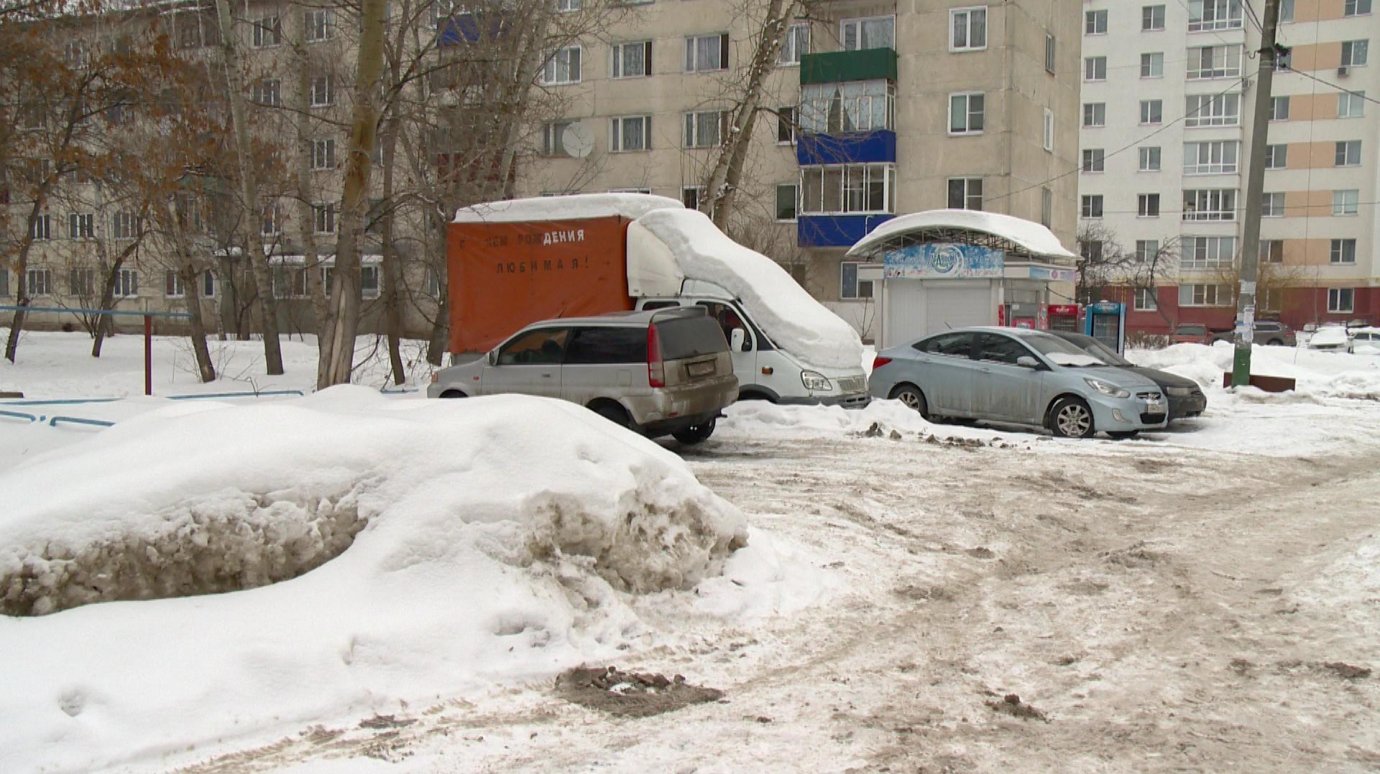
[
  {"x1": 483, "y1": 326, "x2": 568, "y2": 399},
  {"x1": 694, "y1": 301, "x2": 760, "y2": 390},
  {"x1": 561, "y1": 325, "x2": 645, "y2": 407}
]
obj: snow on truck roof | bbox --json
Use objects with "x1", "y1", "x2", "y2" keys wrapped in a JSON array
[
  {"x1": 846, "y1": 209, "x2": 1077, "y2": 260},
  {"x1": 453, "y1": 193, "x2": 684, "y2": 223}
]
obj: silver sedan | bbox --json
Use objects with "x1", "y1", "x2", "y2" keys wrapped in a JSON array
[{"x1": 868, "y1": 327, "x2": 1168, "y2": 439}]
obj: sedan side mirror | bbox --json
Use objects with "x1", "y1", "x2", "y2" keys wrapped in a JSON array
[
  {"x1": 1016, "y1": 355, "x2": 1040, "y2": 369},
  {"x1": 487, "y1": 349, "x2": 498, "y2": 366},
  {"x1": 730, "y1": 327, "x2": 748, "y2": 352}
]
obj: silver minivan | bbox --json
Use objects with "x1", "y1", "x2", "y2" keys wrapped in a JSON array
[{"x1": 427, "y1": 308, "x2": 738, "y2": 443}]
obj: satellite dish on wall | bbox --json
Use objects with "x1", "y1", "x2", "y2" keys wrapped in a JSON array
[{"x1": 561, "y1": 122, "x2": 594, "y2": 158}]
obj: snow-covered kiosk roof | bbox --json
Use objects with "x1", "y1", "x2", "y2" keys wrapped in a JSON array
[{"x1": 846, "y1": 209, "x2": 1077, "y2": 261}]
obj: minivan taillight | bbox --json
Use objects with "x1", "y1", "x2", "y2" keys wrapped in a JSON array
[
  {"x1": 647, "y1": 324, "x2": 666, "y2": 387},
  {"x1": 872, "y1": 356, "x2": 892, "y2": 370}
]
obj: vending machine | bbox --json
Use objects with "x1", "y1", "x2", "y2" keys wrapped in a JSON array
[
  {"x1": 1084, "y1": 301, "x2": 1126, "y2": 355},
  {"x1": 1047, "y1": 304, "x2": 1081, "y2": 333}
]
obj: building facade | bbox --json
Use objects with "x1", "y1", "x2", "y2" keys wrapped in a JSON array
[{"x1": 1078, "y1": 0, "x2": 1380, "y2": 334}]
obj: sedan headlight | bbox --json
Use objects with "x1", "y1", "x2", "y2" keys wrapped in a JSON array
[
  {"x1": 1166, "y1": 386, "x2": 1193, "y2": 396},
  {"x1": 801, "y1": 370, "x2": 833, "y2": 391},
  {"x1": 1084, "y1": 377, "x2": 1130, "y2": 399}
]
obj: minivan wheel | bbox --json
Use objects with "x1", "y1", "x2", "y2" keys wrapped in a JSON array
[
  {"x1": 1266, "y1": 338, "x2": 1283, "y2": 346},
  {"x1": 672, "y1": 419, "x2": 716, "y2": 445},
  {"x1": 889, "y1": 384, "x2": 928, "y2": 417},
  {"x1": 591, "y1": 402, "x2": 632, "y2": 429},
  {"x1": 439, "y1": 390, "x2": 467, "y2": 398},
  {"x1": 1049, "y1": 397, "x2": 1095, "y2": 439}
]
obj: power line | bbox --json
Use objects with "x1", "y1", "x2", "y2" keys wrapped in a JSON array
[{"x1": 1283, "y1": 65, "x2": 1380, "y2": 106}]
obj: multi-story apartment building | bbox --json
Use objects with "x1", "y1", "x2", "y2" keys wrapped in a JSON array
[
  {"x1": 2, "y1": 0, "x2": 1081, "y2": 344},
  {"x1": 1079, "y1": 0, "x2": 1379, "y2": 334}
]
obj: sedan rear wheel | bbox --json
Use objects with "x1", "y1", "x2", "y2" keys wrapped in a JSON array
[
  {"x1": 889, "y1": 384, "x2": 928, "y2": 418},
  {"x1": 1050, "y1": 397, "x2": 1095, "y2": 439}
]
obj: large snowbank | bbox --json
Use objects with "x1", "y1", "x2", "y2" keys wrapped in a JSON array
[
  {"x1": 636, "y1": 208, "x2": 865, "y2": 372},
  {"x1": 452, "y1": 193, "x2": 683, "y2": 223},
  {"x1": 0, "y1": 388, "x2": 755, "y2": 771}
]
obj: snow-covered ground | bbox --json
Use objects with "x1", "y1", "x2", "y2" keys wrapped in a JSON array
[{"x1": 2, "y1": 331, "x2": 1379, "y2": 772}]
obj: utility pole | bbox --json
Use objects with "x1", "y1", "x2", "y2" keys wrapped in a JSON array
[{"x1": 1232, "y1": 0, "x2": 1282, "y2": 387}]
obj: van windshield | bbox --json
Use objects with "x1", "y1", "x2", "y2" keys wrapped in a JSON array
[{"x1": 655, "y1": 316, "x2": 730, "y2": 359}]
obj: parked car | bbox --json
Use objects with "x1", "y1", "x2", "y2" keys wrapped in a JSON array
[
  {"x1": 1170, "y1": 324, "x2": 1214, "y2": 345},
  {"x1": 1212, "y1": 320, "x2": 1296, "y2": 347},
  {"x1": 1049, "y1": 331, "x2": 1206, "y2": 421},
  {"x1": 1348, "y1": 327, "x2": 1380, "y2": 355},
  {"x1": 868, "y1": 327, "x2": 1167, "y2": 439},
  {"x1": 427, "y1": 308, "x2": 738, "y2": 443},
  {"x1": 1306, "y1": 325, "x2": 1350, "y2": 352}
]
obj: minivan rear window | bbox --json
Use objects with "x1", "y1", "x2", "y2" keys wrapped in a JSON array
[{"x1": 654, "y1": 316, "x2": 730, "y2": 359}]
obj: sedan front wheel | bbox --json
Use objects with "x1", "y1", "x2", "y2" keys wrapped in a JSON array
[{"x1": 1049, "y1": 396, "x2": 1095, "y2": 439}]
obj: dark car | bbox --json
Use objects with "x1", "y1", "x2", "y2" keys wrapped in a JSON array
[
  {"x1": 1211, "y1": 320, "x2": 1296, "y2": 346},
  {"x1": 1049, "y1": 331, "x2": 1207, "y2": 421}
]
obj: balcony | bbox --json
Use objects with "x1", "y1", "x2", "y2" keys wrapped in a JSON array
[
  {"x1": 798, "y1": 214, "x2": 895, "y2": 248},
  {"x1": 799, "y1": 48, "x2": 897, "y2": 86}
]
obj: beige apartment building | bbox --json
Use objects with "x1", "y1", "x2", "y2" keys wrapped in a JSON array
[
  {"x1": 2, "y1": 0, "x2": 1081, "y2": 343},
  {"x1": 1078, "y1": 0, "x2": 1380, "y2": 334}
]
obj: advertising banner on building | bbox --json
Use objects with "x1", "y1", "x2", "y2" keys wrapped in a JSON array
[{"x1": 882, "y1": 243, "x2": 1004, "y2": 279}]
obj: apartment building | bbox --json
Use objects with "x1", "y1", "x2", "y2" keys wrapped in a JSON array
[{"x1": 1078, "y1": 0, "x2": 1380, "y2": 333}]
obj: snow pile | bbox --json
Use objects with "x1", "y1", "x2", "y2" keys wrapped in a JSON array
[
  {"x1": 453, "y1": 192, "x2": 683, "y2": 223},
  {"x1": 0, "y1": 388, "x2": 756, "y2": 771},
  {"x1": 636, "y1": 208, "x2": 865, "y2": 372},
  {"x1": 1129, "y1": 342, "x2": 1380, "y2": 400}
]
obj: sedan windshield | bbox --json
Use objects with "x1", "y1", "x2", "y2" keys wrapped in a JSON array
[{"x1": 1022, "y1": 333, "x2": 1104, "y2": 367}]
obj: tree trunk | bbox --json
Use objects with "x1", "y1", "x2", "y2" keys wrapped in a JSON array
[
  {"x1": 318, "y1": 0, "x2": 387, "y2": 388},
  {"x1": 380, "y1": 113, "x2": 406, "y2": 385},
  {"x1": 292, "y1": 41, "x2": 330, "y2": 339},
  {"x1": 427, "y1": 292, "x2": 449, "y2": 366},
  {"x1": 180, "y1": 263, "x2": 217, "y2": 382},
  {"x1": 214, "y1": 0, "x2": 283, "y2": 375},
  {"x1": 91, "y1": 240, "x2": 141, "y2": 358},
  {"x1": 4, "y1": 198, "x2": 48, "y2": 363}
]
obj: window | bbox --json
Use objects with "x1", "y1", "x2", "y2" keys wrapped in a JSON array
[
  {"x1": 1335, "y1": 140, "x2": 1361, "y2": 166},
  {"x1": 1041, "y1": 187, "x2": 1052, "y2": 227},
  {"x1": 1141, "y1": 52, "x2": 1164, "y2": 78},
  {"x1": 1085, "y1": 9, "x2": 1107, "y2": 34},
  {"x1": 112, "y1": 211, "x2": 138, "y2": 240},
  {"x1": 1328, "y1": 288, "x2": 1355, "y2": 313},
  {"x1": 1185, "y1": 93, "x2": 1240, "y2": 127},
  {"x1": 311, "y1": 138, "x2": 336, "y2": 170},
  {"x1": 1342, "y1": 40, "x2": 1369, "y2": 67},
  {"x1": 1045, "y1": 34, "x2": 1056, "y2": 74},
  {"x1": 29, "y1": 213, "x2": 51, "y2": 241},
  {"x1": 313, "y1": 202, "x2": 336, "y2": 234},
  {"x1": 684, "y1": 110, "x2": 728, "y2": 148},
  {"x1": 68, "y1": 212, "x2": 94, "y2": 240},
  {"x1": 1333, "y1": 189, "x2": 1360, "y2": 215},
  {"x1": 685, "y1": 33, "x2": 728, "y2": 71},
  {"x1": 798, "y1": 164, "x2": 895, "y2": 214},
  {"x1": 27, "y1": 268, "x2": 52, "y2": 296},
  {"x1": 1081, "y1": 195, "x2": 1104, "y2": 218},
  {"x1": 1043, "y1": 109, "x2": 1054, "y2": 151},
  {"x1": 70, "y1": 268, "x2": 95, "y2": 296},
  {"x1": 1084, "y1": 56, "x2": 1107, "y2": 81},
  {"x1": 262, "y1": 202, "x2": 282, "y2": 237},
  {"x1": 564, "y1": 327, "x2": 645, "y2": 366},
  {"x1": 1188, "y1": 0, "x2": 1243, "y2": 32},
  {"x1": 251, "y1": 79, "x2": 281, "y2": 107},
  {"x1": 1188, "y1": 45, "x2": 1242, "y2": 79},
  {"x1": 1183, "y1": 188, "x2": 1236, "y2": 220},
  {"x1": 1082, "y1": 102, "x2": 1106, "y2": 127},
  {"x1": 949, "y1": 92, "x2": 984, "y2": 134},
  {"x1": 1080, "y1": 240, "x2": 1104, "y2": 262},
  {"x1": 166, "y1": 270, "x2": 184, "y2": 298},
  {"x1": 1139, "y1": 146, "x2": 1162, "y2": 171},
  {"x1": 949, "y1": 7, "x2": 986, "y2": 51},
  {"x1": 113, "y1": 269, "x2": 138, "y2": 298},
  {"x1": 840, "y1": 262, "x2": 873, "y2": 300},
  {"x1": 556, "y1": 0, "x2": 580, "y2": 12},
  {"x1": 1331, "y1": 239, "x2": 1357, "y2": 263},
  {"x1": 1260, "y1": 239, "x2": 1284, "y2": 263},
  {"x1": 800, "y1": 80, "x2": 894, "y2": 133},
  {"x1": 610, "y1": 115, "x2": 651, "y2": 151},
  {"x1": 1344, "y1": 0, "x2": 1372, "y2": 16},
  {"x1": 1138, "y1": 193, "x2": 1161, "y2": 217},
  {"x1": 1338, "y1": 91, "x2": 1366, "y2": 118},
  {"x1": 1140, "y1": 99, "x2": 1163, "y2": 124},
  {"x1": 1135, "y1": 239, "x2": 1160, "y2": 262},
  {"x1": 1186, "y1": 140, "x2": 1242, "y2": 175},
  {"x1": 361, "y1": 266, "x2": 380, "y2": 298},
  {"x1": 947, "y1": 177, "x2": 983, "y2": 210},
  {"x1": 954, "y1": 7, "x2": 988, "y2": 51},
  {"x1": 1134, "y1": 287, "x2": 1158, "y2": 311},
  {"x1": 310, "y1": 75, "x2": 333, "y2": 107},
  {"x1": 1142, "y1": 4, "x2": 1165, "y2": 30},
  {"x1": 1264, "y1": 144, "x2": 1287, "y2": 169},
  {"x1": 779, "y1": 23, "x2": 809, "y2": 65},
  {"x1": 1082, "y1": 148, "x2": 1105, "y2": 172},
  {"x1": 775, "y1": 183, "x2": 798, "y2": 220},
  {"x1": 1179, "y1": 284, "x2": 1233, "y2": 307},
  {"x1": 1271, "y1": 96, "x2": 1290, "y2": 121},
  {"x1": 273, "y1": 267, "x2": 307, "y2": 299},
  {"x1": 542, "y1": 45, "x2": 582, "y2": 84},
  {"x1": 541, "y1": 121, "x2": 572, "y2": 156},
  {"x1": 608, "y1": 187, "x2": 651, "y2": 195},
  {"x1": 681, "y1": 186, "x2": 703, "y2": 211},
  {"x1": 1262, "y1": 192, "x2": 1285, "y2": 217},
  {"x1": 304, "y1": 9, "x2": 333, "y2": 42},
  {"x1": 252, "y1": 15, "x2": 282, "y2": 47},
  {"x1": 777, "y1": 106, "x2": 796, "y2": 144},
  {"x1": 1280, "y1": 0, "x2": 1295, "y2": 21},
  {"x1": 612, "y1": 40, "x2": 652, "y2": 78},
  {"x1": 1181, "y1": 236, "x2": 1235, "y2": 268},
  {"x1": 843, "y1": 15, "x2": 895, "y2": 51}
]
